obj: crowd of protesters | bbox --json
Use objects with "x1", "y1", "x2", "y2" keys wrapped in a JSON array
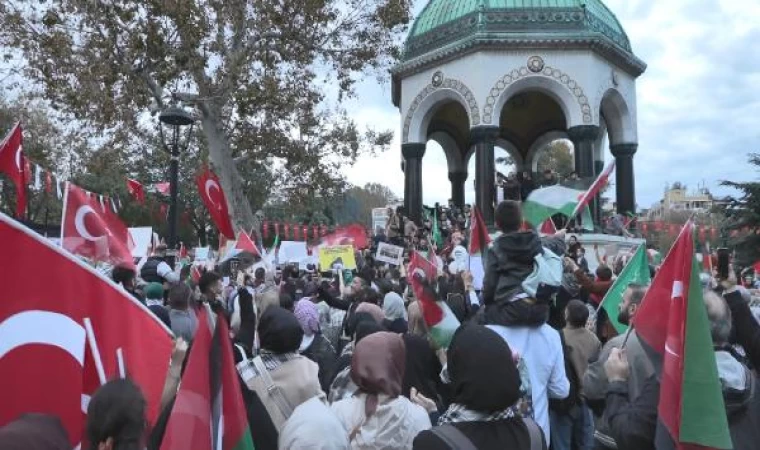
[{"x1": 4, "y1": 197, "x2": 760, "y2": 450}]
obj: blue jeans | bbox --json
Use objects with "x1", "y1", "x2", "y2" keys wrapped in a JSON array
[{"x1": 550, "y1": 403, "x2": 594, "y2": 450}]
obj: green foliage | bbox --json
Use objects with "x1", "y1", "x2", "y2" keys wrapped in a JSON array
[
  {"x1": 720, "y1": 153, "x2": 760, "y2": 266},
  {"x1": 0, "y1": 0, "x2": 412, "y2": 231},
  {"x1": 536, "y1": 139, "x2": 574, "y2": 179}
]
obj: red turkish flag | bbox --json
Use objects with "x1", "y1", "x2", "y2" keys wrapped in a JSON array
[
  {"x1": 302, "y1": 225, "x2": 309, "y2": 241},
  {"x1": 196, "y1": 167, "x2": 235, "y2": 239},
  {"x1": 0, "y1": 214, "x2": 173, "y2": 447},
  {"x1": 312, "y1": 225, "x2": 318, "y2": 240},
  {"x1": 321, "y1": 224, "x2": 369, "y2": 249},
  {"x1": 634, "y1": 221, "x2": 695, "y2": 354},
  {"x1": 262, "y1": 221, "x2": 269, "y2": 239},
  {"x1": 0, "y1": 123, "x2": 27, "y2": 217},
  {"x1": 320, "y1": 224, "x2": 328, "y2": 237},
  {"x1": 235, "y1": 231, "x2": 261, "y2": 258},
  {"x1": 284, "y1": 223, "x2": 291, "y2": 239},
  {"x1": 45, "y1": 170, "x2": 53, "y2": 194},
  {"x1": 126, "y1": 178, "x2": 145, "y2": 204},
  {"x1": 274, "y1": 222, "x2": 280, "y2": 237},
  {"x1": 62, "y1": 183, "x2": 135, "y2": 269},
  {"x1": 294, "y1": 224, "x2": 301, "y2": 240}
]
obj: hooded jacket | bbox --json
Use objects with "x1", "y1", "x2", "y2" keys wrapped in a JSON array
[{"x1": 481, "y1": 231, "x2": 566, "y2": 327}]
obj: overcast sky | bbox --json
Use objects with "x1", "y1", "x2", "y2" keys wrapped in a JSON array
[{"x1": 342, "y1": 0, "x2": 760, "y2": 210}]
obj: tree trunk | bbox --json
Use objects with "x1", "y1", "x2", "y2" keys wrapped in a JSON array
[{"x1": 199, "y1": 110, "x2": 260, "y2": 234}]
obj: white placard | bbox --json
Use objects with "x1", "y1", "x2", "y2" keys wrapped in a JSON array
[
  {"x1": 376, "y1": 242, "x2": 404, "y2": 266},
  {"x1": 278, "y1": 241, "x2": 309, "y2": 263},
  {"x1": 469, "y1": 255, "x2": 485, "y2": 291},
  {"x1": 450, "y1": 245, "x2": 468, "y2": 273},
  {"x1": 194, "y1": 247, "x2": 210, "y2": 261},
  {"x1": 299, "y1": 255, "x2": 319, "y2": 272},
  {"x1": 128, "y1": 227, "x2": 153, "y2": 258}
]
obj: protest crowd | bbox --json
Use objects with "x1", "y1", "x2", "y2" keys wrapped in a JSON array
[{"x1": 4, "y1": 179, "x2": 760, "y2": 450}]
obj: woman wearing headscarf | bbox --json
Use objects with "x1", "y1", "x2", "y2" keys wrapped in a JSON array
[
  {"x1": 329, "y1": 320, "x2": 386, "y2": 403},
  {"x1": 279, "y1": 397, "x2": 350, "y2": 450},
  {"x1": 238, "y1": 307, "x2": 324, "y2": 438},
  {"x1": 382, "y1": 291, "x2": 408, "y2": 334},
  {"x1": 331, "y1": 332, "x2": 431, "y2": 449},
  {"x1": 413, "y1": 325, "x2": 546, "y2": 450},
  {"x1": 355, "y1": 302, "x2": 385, "y2": 324},
  {"x1": 294, "y1": 298, "x2": 338, "y2": 393}
]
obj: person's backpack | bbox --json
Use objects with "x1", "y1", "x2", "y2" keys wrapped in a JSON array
[
  {"x1": 431, "y1": 418, "x2": 545, "y2": 450},
  {"x1": 140, "y1": 258, "x2": 163, "y2": 283},
  {"x1": 522, "y1": 247, "x2": 563, "y2": 302}
]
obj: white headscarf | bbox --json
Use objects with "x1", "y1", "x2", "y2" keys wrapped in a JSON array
[
  {"x1": 279, "y1": 397, "x2": 349, "y2": 450},
  {"x1": 382, "y1": 292, "x2": 407, "y2": 321}
]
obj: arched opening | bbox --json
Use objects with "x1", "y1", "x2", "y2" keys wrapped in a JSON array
[
  {"x1": 600, "y1": 89, "x2": 634, "y2": 145},
  {"x1": 464, "y1": 145, "x2": 514, "y2": 206},
  {"x1": 419, "y1": 100, "x2": 471, "y2": 207}
]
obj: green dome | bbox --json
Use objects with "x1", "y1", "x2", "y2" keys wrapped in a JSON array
[{"x1": 404, "y1": 0, "x2": 633, "y2": 62}]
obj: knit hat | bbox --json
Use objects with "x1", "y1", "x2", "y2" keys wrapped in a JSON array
[{"x1": 144, "y1": 282, "x2": 164, "y2": 301}]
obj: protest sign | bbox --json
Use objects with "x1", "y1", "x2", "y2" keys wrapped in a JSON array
[
  {"x1": 278, "y1": 241, "x2": 308, "y2": 263},
  {"x1": 376, "y1": 242, "x2": 404, "y2": 266},
  {"x1": 194, "y1": 247, "x2": 210, "y2": 261},
  {"x1": 450, "y1": 245, "x2": 468, "y2": 273},
  {"x1": 319, "y1": 245, "x2": 357, "y2": 270},
  {"x1": 128, "y1": 227, "x2": 153, "y2": 258}
]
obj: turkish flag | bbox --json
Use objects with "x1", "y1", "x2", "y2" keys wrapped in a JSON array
[
  {"x1": 293, "y1": 224, "x2": 301, "y2": 240},
  {"x1": 196, "y1": 167, "x2": 235, "y2": 239},
  {"x1": 62, "y1": 183, "x2": 135, "y2": 269},
  {"x1": 284, "y1": 223, "x2": 291, "y2": 239},
  {"x1": 312, "y1": 225, "x2": 318, "y2": 240},
  {"x1": 0, "y1": 214, "x2": 173, "y2": 446},
  {"x1": 320, "y1": 224, "x2": 328, "y2": 237},
  {"x1": 126, "y1": 178, "x2": 145, "y2": 204},
  {"x1": 262, "y1": 221, "x2": 269, "y2": 239},
  {"x1": 0, "y1": 123, "x2": 27, "y2": 217},
  {"x1": 302, "y1": 225, "x2": 309, "y2": 241},
  {"x1": 321, "y1": 224, "x2": 369, "y2": 249},
  {"x1": 235, "y1": 231, "x2": 261, "y2": 258}
]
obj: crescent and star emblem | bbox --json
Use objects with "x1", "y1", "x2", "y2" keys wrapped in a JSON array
[
  {"x1": 205, "y1": 179, "x2": 223, "y2": 211},
  {"x1": 74, "y1": 205, "x2": 103, "y2": 242}
]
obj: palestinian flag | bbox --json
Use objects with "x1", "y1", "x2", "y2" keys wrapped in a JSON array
[
  {"x1": 522, "y1": 185, "x2": 593, "y2": 230},
  {"x1": 598, "y1": 245, "x2": 650, "y2": 333},
  {"x1": 633, "y1": 221, "x2": 732, "y2": 449},
  {"x1": 571, "y1": 160, "x2": 615, "y2": 219},
  {"x1": 160, "y1": 309, "x2": 254, "y2": 450},
  {"x1": 468, "y1": 206, "x2": 491, "y2": 256},
  {"x1": 409, "y1": 251, "x2": 460, "y2": 348},
  {"x1": 539, "y1": 218, "x2": 557, "y2": 235}
]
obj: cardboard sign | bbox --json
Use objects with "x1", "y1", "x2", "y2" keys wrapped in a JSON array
[
  {"x1": 376, "y1": 242, "x2": 404, "y2": 266},
  {"x1": 469, "y1": 255, "x2": 485, "y2": 291},
  {"x1": 319, "y1": 245, "x2": 357, "y2": 271},
  {"x1": 278, "y1": 241, "x2": 309, "y2": 263}
]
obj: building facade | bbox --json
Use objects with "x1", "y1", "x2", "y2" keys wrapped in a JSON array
[{"x1": 392, "y1": 0, "x2": 646, "y2": 225}]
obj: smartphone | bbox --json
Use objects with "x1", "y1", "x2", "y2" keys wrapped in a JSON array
[{"x1": 717, "y1": 248, "x2": 730, "y2": 280}]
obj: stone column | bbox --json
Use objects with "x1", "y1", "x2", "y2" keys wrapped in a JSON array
[
  {"x1": 471, "y1": 126, "x2": 500, "y2": 226},
  {"x1": 449, "y1": 171, "x2": 467, "y2": 208},
  {"x1": 611, "y1": 143, "x2": 637, "y2": 216},
  {"x1": 568, "y1": 125, "x2": 600, "y2": 179},
  {"x1": 402, "y1": 143, "x2": 426, "y2": 224},
  {"x1": 594, "y1": 159, "x2": 605, "y2": 221}
]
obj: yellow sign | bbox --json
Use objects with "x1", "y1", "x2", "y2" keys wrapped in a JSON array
[{"x1": 319, "y1": 245, "x2": 357, "y2": 271}]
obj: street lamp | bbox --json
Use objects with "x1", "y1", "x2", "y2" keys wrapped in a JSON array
[{"x1": 158, "y1": 104, "x2": 195, "y2": 264}]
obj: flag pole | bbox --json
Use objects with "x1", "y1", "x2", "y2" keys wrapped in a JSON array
[{"x1": 620, "y1": 324, "x2": 635, "y2": 349}]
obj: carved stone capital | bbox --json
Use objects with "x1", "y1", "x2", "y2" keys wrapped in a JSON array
[
  {"x1": 567, "y1": 125, "x2": 601, "y2": 142},
  {"x1": 611, "y1": 143, "x2": 638, "y2": 158},
  {"x1": 402, "y1": 143, "x2": 426, "y2": 160}
]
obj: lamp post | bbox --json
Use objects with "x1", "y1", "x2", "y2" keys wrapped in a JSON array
[{"x1": 158, "y1": 104, "x2": 195, "y2": 265}]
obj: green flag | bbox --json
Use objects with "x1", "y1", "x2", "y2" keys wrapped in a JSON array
[
  {"x1": 599, "y1": 245, "x2": 651, "y2": 333},
  {"x1": 432, "y1": 209, "x2": 443, "y2": 248}
]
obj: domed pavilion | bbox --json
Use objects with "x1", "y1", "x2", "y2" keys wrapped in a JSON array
[{"x1": 392, "y1": 0, "x2": 646, "y2": 225}]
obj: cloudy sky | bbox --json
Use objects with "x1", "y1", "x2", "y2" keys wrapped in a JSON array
[{"x1": 342, "y1": 0, "x2": 760, "y2": 210}]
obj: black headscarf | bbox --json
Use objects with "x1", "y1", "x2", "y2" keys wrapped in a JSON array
[
  {"x1": 447, "y1": 325, "x2": 521, "y2": 412},
  {"x1": 258, "y1": 307, "x2": 303, "y2": 354}
]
